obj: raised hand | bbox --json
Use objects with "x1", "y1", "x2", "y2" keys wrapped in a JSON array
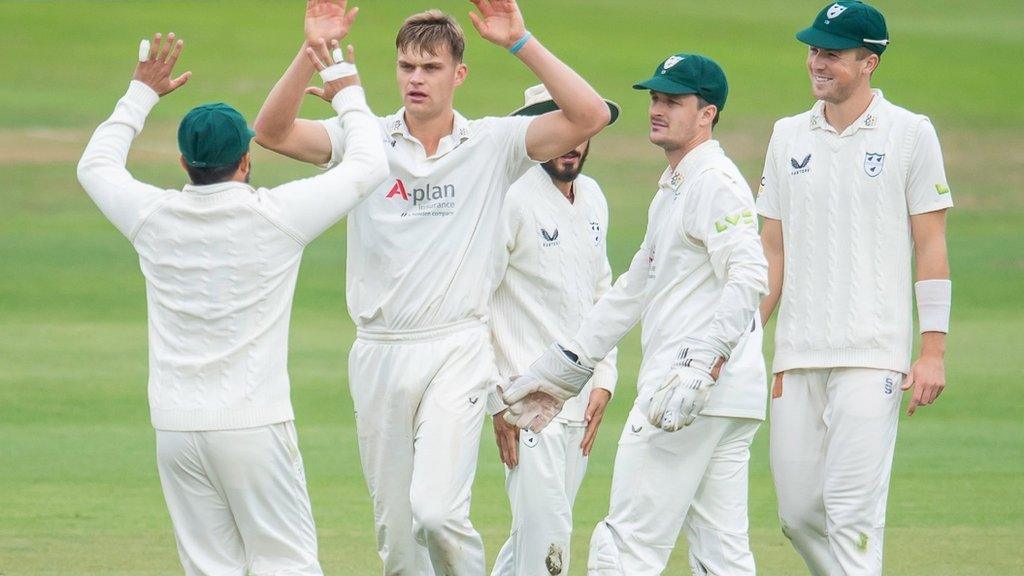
[
  {"x1": 305, "y1": 0, "x2": 359, "y2": 45},
  {"x1": 467, "y1": 0, "x2": 526, "y2": 49},
  {"x1": 133, "y1": 33, "x2": 191, "y2": 96},
  {"x1": 304, "y1": 39, "x2": 359, "y2": 102}
]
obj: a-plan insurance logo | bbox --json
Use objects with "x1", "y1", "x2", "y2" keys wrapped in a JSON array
[{"x1": 385, "y1": 178, "x2": 457, "y2": 218}]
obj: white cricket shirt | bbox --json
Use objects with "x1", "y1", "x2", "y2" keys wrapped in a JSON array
[
  {"x1": 757, "y1": 91, "x2": 953, "y2": 374},
  {"x1": 487, "y1": 166, "x2": 618, "y2": 423},
  {"x1": 571, "y1": 141, "x2": 769, "y2": 420},
  {"x1": 77, "y1": 82, "x2": 387, "y2": 431},
  {"x1": 321, "y1": 110, "x2": 536, "y2": 331}
]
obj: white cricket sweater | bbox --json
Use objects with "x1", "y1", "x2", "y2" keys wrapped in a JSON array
[
  {"x1": 757, "y1": 91, "x2": 953, "y2": 374},
  {"x1": 571, "y1": 141, "x2": 769, "y2": 420},
  {"x1": 77, "y1": 82, "x2": 388, "y2": 431},
  {"x1": 320, "y1": 110, "x2": 536, "y2": 332},
  {"x1": 487, "y1": 166, "x2": 618, "y2": 423}
]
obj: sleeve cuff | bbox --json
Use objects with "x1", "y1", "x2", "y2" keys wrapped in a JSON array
[
  {"x1": 331, "y1": 85, "x2": 369, "y2": 116},
  {"x1": 485, "y1": 386, "x2": 508, "y2": 416},
  {"x1": 590, "y1": 363, "x2": 617, "y2": 396},
  {"x1": 125, "y1": 80, "x2": 160, "y2": 111}
]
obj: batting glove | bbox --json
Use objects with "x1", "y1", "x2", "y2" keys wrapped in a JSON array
[{"x1": 647, "y1": 347, "x2": 720, "y2": 431}]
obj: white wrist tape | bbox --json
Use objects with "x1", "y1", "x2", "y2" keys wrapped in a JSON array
[
  {"x1": 915, "y1": 279, "x2": 951, "y2": 333},
  {"x1": 319, "y1": 62, "x2": 358, "y2": 82},
  {"x1": 138, "y1": 40, "x2": 150, "y2": 62}
]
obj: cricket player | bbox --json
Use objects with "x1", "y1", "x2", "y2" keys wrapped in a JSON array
[
  {"x1": 253, "y1": 1, "x2": 611, "y2": 573},
  {"x1": 503, "y1": 54, "x2": 770, "y2": 575},
  {"x1": 487, "y1": 85, "x2": 620, "y2": 576},
  {"x1": 757, "y1": 2, "x2": 953, "y2": 574},
  {"x1": 77, "y1": 33, "x2": 387, "y2": 575}
]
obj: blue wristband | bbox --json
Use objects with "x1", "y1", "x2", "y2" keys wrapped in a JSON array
[{"x1": 508, "y1": 31, "x2": 532, "y2": 55}]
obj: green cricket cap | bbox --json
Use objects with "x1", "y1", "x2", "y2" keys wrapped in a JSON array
[
  {"x1": 797, "y1": 1, "x2": 889, "y2": 55},
  {"x1": 632, "y1": 53, "x2": 728, "y2": 111},
  {"x1": 177, "y1": 103, "x2": 255, "y2": 168}
]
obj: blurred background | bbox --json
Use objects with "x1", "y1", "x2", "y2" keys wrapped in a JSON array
[{"x1": 1, "y1": 1, "x2": 1022, "y2": 573}]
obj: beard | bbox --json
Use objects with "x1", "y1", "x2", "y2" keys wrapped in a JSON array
[{"x1": 541, "y1": 146, "x2": 589, "y2": 183}]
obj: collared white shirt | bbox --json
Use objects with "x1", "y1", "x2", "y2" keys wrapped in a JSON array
[
  {"x1": 487, "y1": 166, "x2": 618, "y2": 423},
  {"x1": 78, "y1": 84, "x2": 387, "y2": 431},
  {"x1": 321, "y1": 109, "x2": 536, "y2": 331},
  {"x1": 572, "y1": 141, "x2": 769, "y2": 420},
  {"x1": 757, "y1": 90, "x2": 953, "y2": 374}
]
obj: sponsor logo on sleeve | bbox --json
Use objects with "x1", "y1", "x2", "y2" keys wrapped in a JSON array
[
  {"x1": 713, "y1": 209, "x2": 756, "y2": 233},
  {"x1": 864, "y1": 152, "x2": 886, "y2": 177},
  {"x1": 935, "y1": 183, "x2": 951, "y2": 195}
]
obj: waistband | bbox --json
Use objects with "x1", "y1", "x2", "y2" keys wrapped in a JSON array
[{"x1": 355, "y1": 318, "x2": 486, "y2": 343}]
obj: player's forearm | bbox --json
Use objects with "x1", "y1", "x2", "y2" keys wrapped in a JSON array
[
  {"x1": 514, "y1": 39, "x2": 609, "y2": 135},
  {"x1": 759, "y1": 218, "x2": 785, "y2": 323},
  {"x1": 77, "y1": 82, "x2": 159, "y2": 213},
  {"x1": 254, "y1": 44, "x2": 317, "y2": 147},
  {"x1": 570, "y1": 248, "x2": 649, "y2": 366}
]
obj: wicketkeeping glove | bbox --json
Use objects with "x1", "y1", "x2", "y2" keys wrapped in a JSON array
[
  {"x1": 501, "y1": 343, "x2": 594, "y2": 405},
  {"x1": 647, "y1": 347, "x2": 720, "y2": 431},
  {"x1": 501, "y1": 380, "x2": 564, "y2": 433}
]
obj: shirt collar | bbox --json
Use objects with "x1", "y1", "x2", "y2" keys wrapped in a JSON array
[
  {"x1": 810, "y1": 89, "x2": 885, "y2": 134},
  {"x1": 385, "y1": 108, "x2": 472, "y2": 144},
  {"x1": 658, "y1": 139, "x2": 722, "y2": 192},
  {"x1": 182, "y1": 181, "x2": 254, "y2": 196}
]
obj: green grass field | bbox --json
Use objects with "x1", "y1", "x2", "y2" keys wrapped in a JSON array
[{"x1": 2, "y1": 1, "x2": 1023, "y2": 574}]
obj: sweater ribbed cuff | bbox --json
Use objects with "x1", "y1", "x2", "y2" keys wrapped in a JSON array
[
  {"x1": 590, "y1": 363, "x2": 617, "y2": 397},
  {"x1": 125, "y1": 80, "x2": 161, "y2": 111},
  {"x1": 331, "y1": 85, "x2": 368, "y2": 116},
  {"x1": 486, "y1": 385, "x2": 508, "y2": 416}
]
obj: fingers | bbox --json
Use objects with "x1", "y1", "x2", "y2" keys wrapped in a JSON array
[
  {"x1": 305, "y1": 86, "x2": 327, "y2": 100},
  {"x1": 304, "y1": 45, "x2": 327, "y2": 71},
  {"x1": 907, "y1": 383, "x2": 924, "y2": 416},
  {"x1": 149, "y1": 32, "x2": 161, "y2": 62},
  {"x1": 901, "y1": 371, "x2": 914, "y2": 391},
  {"x1": 346, "y1": 44, "x2": 356, "y2": 64},
  {"x1": 344, "y1": 5, "x2": 359, "y2": 26},
  {"x1": 167, "y1": 38, "x2": 185, "y2": 67},
  {"x1": 157, "y1": 32, "x2": 175, "y2": 63},
  {"x1": 469, "y1": 0, "x2": 492, "y2": 17},
  {"x1": 169, "y1": 71, "x2": 192, "y2": 90},
  {"x1": 581, "y1": 418, "x2": 599, "y2": 456},
  {"x1": 466, "y1": 11, "x2": 485, "y2": 34},
  {"x1": 507, "y1": 431, "x2": 519, "y2": 468}
]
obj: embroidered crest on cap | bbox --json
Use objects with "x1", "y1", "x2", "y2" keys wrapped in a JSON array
[
  {"x1": 662, "y1": 55, "x2": 684, "y2": 72},
  {"x1": 826, "y1": 3, "x2": 848, "y2": 19}
]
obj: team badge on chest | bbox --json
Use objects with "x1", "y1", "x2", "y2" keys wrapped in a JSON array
[{"x1": 863, "y1": 152, "x2": 886, "y2": 177}]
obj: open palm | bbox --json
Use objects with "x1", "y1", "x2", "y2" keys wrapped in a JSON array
[
  {"x1": 468, "y1": 0, "x2": 526, "y2": 49},
  {"x1": 305, "y1": 0, "x2": 358, "y2": 44}
]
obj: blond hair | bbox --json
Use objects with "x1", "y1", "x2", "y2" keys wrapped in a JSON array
[{"x1": 396, "y1": 10, "x2": 465, "y2": 62}]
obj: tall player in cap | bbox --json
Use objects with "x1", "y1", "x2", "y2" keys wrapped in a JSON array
[
  {"x1": 77, "y1": 32, "x2": 387, "y2": 575},
  {"x1": 487, "y1": 85, "x2": 620, "y2": 576},
  {"x1": 503, "y1": 54, "x2": 769, "y2": 575},
  {"x1": 253, "y1": 1, "x2": 610, "y2": 574},
  {"x1": 757, "y1": 2, "x2": 953, "y2": 574}
]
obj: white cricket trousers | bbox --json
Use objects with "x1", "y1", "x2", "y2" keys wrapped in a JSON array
[
  {"x1": 491, "y1": 421, "x2": 588, "y2": 576},
  {"x1": 348, "y1": 319, "x2": 494, "y2": 575},
  {"x1": 770, "y1": 367, "x2": 902, "y2": 576},
  {"x1": 588, "y1": 405, "x2": 760, "y2": 576},
  {"x1": 155, "y1": 421, "x2": 322, "y2": 576}
]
